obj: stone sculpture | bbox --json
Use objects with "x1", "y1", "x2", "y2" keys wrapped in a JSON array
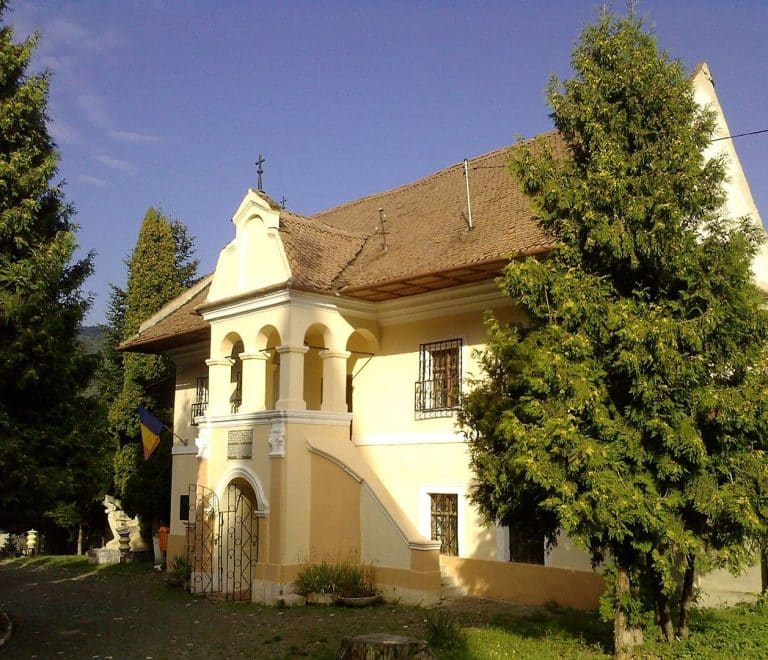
[{"x1": 103, "y1": 495, "x2": 150, "y2": 552}]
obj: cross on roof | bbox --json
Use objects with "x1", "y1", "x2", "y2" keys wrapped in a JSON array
[{"x1": 255, "y1": 154, "x2": 265, "y2": 191}]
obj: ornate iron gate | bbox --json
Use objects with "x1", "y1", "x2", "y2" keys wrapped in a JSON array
[
  {"x1": 187, "y1": 484, "x2": 218, "y2": 594},
  {"x1": 218, "y1": 481, "x2": 258, "y2": 601},
  {"x1": 187, "y1": 481, "x2": 258, "y2": 601}
]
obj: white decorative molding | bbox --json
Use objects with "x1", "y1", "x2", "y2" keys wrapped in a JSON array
[
  {"x1": 280, "y1": 409, "x2": 352, "y2": 426},
  {"x1": 354, "y1": 430, "x2": 466, "y2": 446},
  {"x1": 214, "y1": 464, "x2": 270, "y2": 515},
  {"x1": 200, "y1": 287, "x2": 292, "y2": 322},
  {"x1": 204, "y1": 409, "x2": 352, "y2": 429},
  {"x1": 268, "y1": 421, "x2": 286, "y2": 457}
]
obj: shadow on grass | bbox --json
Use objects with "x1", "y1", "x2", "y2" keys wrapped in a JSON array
[{"x1": 483, "y1": 602, "x2": 614, "y2": 656}]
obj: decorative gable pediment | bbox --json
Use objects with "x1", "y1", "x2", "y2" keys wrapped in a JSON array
[{"x1": 208, "y1": 189, "x2": 292, "y2": 302}]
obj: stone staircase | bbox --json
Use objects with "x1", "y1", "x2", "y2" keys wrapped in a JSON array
[{"x1": 439, "y1": 570, "x2": 465, "y2": 601}]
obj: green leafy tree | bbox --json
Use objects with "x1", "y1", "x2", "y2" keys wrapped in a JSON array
[
  {"x1": 0, "y1": 2, "x2": 105, "y2": 540},
  {"x1": 106, "y1": 207, "x2": 197, "y2": 533},
  {"x1": 461, "y1": 9, "x2": 768, "y2": 654}
]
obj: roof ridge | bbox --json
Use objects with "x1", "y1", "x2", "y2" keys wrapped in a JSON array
[
  {"x1": 311, "y1": 130, "x2": 558, "y2": 221},
  {"x1": 282, "y1": 209, "x2": 370, "y2": 240}
]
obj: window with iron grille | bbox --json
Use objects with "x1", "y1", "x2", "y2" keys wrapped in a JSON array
[
  {"x1": 430, "y1": 493, "x2": 458, "y2": 556},
  {"x1": 508, "y1": 528, "x2": 545, "y2": 565},
  {"x1": 190, "y1": 376, "x2": 208, "y2": 425},
  {"x1": 415, "y1": 338, "x2": 462, "y2": 415}
]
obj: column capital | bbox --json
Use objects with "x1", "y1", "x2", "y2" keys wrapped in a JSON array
[
  {"x1": 276, "y1": 344, "x2": 309, "y2": 355},
  {"x1": 239, "y1": 352, "x2": 270, "y2": 362},
  {"x1": 319, "y1": 349, "x2": 351, "y2": 360},
  {"x1": 205, "y1": 357, "x2": 235, "y2": 368}
]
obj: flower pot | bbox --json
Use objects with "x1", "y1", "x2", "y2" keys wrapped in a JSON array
[
  {"x1": 336, "y1": 594, "x2": 381, "y2": 607},
  {"x1": 306, "y1": 592, "x2": 335, "y2": 605}
]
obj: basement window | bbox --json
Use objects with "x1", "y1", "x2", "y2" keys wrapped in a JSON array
[{"x1": 430, "y1": 493, "x2": 459, "y2": 556}]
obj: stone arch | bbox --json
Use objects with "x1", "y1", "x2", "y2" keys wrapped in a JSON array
[
  {"x1": 215, "y1": 465, "x2": 269, "y2": 513},
  {"x1": 219, "y1": 331, "x2": 245, "y2": 358},
  {"x1": 345, "y1": 329, "x2": 379, "y2": 415}
]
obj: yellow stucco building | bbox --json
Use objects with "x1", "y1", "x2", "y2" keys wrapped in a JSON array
[{"x1": 121, "y1": 64, "x2": 766, "y2": 609}]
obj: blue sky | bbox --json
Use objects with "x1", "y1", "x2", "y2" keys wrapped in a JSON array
[{"x1": 8, "y1": 1, "x2": 768, "y2": 324}]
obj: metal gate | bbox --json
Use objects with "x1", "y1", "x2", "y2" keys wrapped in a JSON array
[
  {"x1": 218, "y1": 481, "x2": 258, "y2": 601},
  {"x1": 187, "y1": 482, "x2": 258, "y2": 601},
  {"x1": 187, "y1": 484, "x2": 218, "y2": 595}
]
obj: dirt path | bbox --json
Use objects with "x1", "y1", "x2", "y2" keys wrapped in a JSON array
[{"x1": 0, "y1": 561, "x2": 525, "y2": 659}]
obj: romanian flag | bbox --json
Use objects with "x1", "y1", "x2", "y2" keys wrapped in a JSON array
[{"x1": 137, "y1": 405, "x2": 163, "y2": 460}]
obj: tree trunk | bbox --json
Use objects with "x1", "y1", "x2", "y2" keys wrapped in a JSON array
[
  {"x1": 677, "y1": 555, "x2": 696, "y2": 640},
  {"x1": 656, "y1": 591, "x2": 674, "y2": 642},
  {"x1": 761, "y1": 546, "x2": 767, "y2": 594},
  {"x1": 77, "y1": 524, "x2": 84, "y2": 556},
  {"x1": 614, "y1": 565, "x2": 643, "y2": 659},
  {"x1": 338, "y1": 633, "x2": 435, "y2": 659},
  {"x1": 651, "y1": 568, "x2": 674, "y2": 643}
]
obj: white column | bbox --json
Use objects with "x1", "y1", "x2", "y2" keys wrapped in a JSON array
[
  {"x1": 205, "y1": 357, "x2": 235, "y2": 415},
  {"x1": 239, "y1": 352, "x2": 269, "y2": 413},
  {"x1": 275, "y1": 345, "x2": 308, "y2": 410},
  {"x1": 320, "y1": 350, "x2": 351, "y2": 413}
]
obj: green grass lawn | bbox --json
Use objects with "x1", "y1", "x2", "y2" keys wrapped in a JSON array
[
  {"x1": 3, "y1": 555, "x2": 767, "y2": 658},
  {"x1": 428, "y1": 598, "x2": 768, "y2": 659}
]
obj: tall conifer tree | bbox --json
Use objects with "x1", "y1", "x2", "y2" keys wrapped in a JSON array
[
  {"x1": 0, "y1": 2, "x2": 98, "y2": 532},
  {"x1": 461, "y1": 9, "x2": 768, "y2": 653},
  {"x1": 108, "y1": 207, "x2": 197, "y2": 531}
]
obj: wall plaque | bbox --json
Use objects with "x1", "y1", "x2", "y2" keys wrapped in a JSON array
[{"x1": 228, "y1": 429, "x2": 253, "y2": 460}]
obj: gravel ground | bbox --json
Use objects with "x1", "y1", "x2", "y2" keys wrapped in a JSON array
[{"x1": 0, "y1": 560, "x2": 529, "y2": 659}]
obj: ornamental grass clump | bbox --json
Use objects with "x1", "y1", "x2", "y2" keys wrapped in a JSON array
[{"x1": 295, "y1": 558, "x2": 377, "y2": 597}]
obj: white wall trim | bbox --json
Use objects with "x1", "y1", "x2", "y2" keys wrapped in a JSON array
[
  {"x1": 201, "y1": 288, "x2": 292, "y2": 322},
  {"x1": 202, "y1": 409, "x2": 352, "y2": 429}
]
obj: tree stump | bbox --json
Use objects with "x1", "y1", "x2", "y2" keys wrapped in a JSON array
[{"x1": 337, "y1": 633, "x2": 435, "y2": 659}]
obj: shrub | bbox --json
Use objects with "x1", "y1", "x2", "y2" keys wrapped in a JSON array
[
  {"x1": 168, "y1": 554, "x2": 191, "y2": 581},
  {"x1": 425, "y1": 608, "x2": 466, "y2": 652},
  {"x1": 295, "y1": 559, "x2": 377, "y2": 596}
]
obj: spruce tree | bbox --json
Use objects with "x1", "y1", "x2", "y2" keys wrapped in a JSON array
[
  {"x1": 107, "y1": 207, "x2": 197, "y2": 532},
  {"x1": 461, "y1": 9, "x2": 768, "y2": 653},
  {"x1": 0, "y1": 2, "x2": 98, "y2": 533}
]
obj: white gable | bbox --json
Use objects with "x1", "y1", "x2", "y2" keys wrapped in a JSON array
[
  {"x1": 208, "y1": 189, "x2": 292, "y2": 302},
  {"x1": 692, "y1": 63, "x2": 768, "y2": 292}
]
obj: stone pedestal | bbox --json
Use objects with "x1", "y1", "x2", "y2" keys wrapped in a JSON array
[{"x1": 118, "y1": 528, "x2": 131, "y2": 563}]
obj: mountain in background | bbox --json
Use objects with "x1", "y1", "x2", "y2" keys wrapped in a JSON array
[{"x1": 79, "y1": 325, "x2": 104, "y2": 355}]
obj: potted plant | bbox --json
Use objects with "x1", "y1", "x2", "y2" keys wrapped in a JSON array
[
  {"x1": 166, "y1": 554, "x2": 192, "y2": 591},
  {"x1": 336, "y1": 562, "x2": 380, "y2": 607}
]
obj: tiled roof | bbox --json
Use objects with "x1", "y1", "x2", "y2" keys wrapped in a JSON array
[
  {"x1": 121, "y1": 133, "x2": 563, "y2": 351},
  {"x1": 313, "y1": 132, "x2": 563, "y2": 299},
  {"x1": 279, "y1": 210, "x2": 368, "y2": 291},
  {"x1": 119, "y1": 278, "x2": 211, "y2": 352}
]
